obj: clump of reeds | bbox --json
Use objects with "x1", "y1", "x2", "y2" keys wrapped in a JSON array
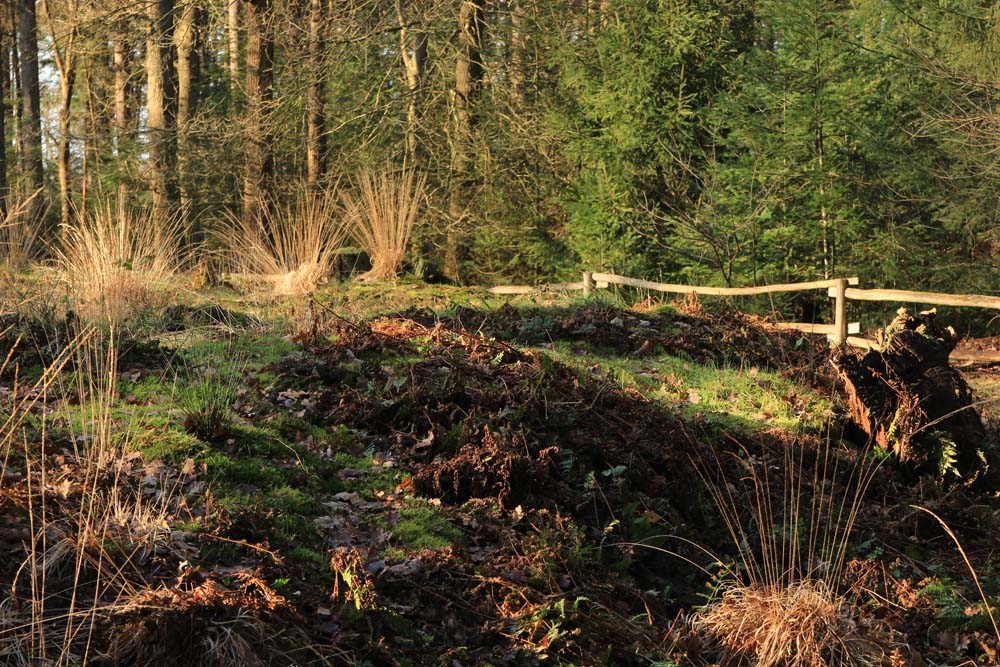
[
  {"x1": 340, "y1": 164, "x2": 425, "y2": 282},
  {"x1": 56, "y1": 200, "x2": 184, "y2": 320},
  {"x1": 221, "y1": 189, "x2": 348, "y2": 295},
  {"x1": 693, "y1": 580, "x2": 884, "y2": 667},
  {"x1": 690, "y1": 433, "x2": 890, "y2": 667},
  {"x1": 0, "y1": 190, "x2": 46, "y2": 272}
]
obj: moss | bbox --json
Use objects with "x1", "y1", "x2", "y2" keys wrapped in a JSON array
[{"x1": 384, "y1": 503, "x2": 462, "y2": 551}]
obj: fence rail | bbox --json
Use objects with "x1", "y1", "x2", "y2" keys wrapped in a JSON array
[{"x1": 485, "y1": 271, "x2": 1000, "y2": 364}]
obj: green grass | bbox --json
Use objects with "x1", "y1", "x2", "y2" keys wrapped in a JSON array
[
  {"x1": 547, "y1": 340, "x2": 832, "y2": 433},
  {"x1": 385, "y1": 503, "x2": 462, "y2": 551}
]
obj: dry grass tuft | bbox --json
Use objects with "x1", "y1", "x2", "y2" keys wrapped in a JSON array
[
  {"x1": 57, "y1": 200, "x2": 184, "y2": 320},
  {"x1": 0, "y1": 190, "x2": 46, "y2": 271},
  {"x1": 221, "y1": 189, "x2": 348, "y2": 294},
  {"x1": 694, "y1": 580, "x2": 885, "y2": 667},
  {"x1": 341, "y1": 164, "x2": 425, "y2": 282},
  {"x1": 106, "y1": 573, "x2": 319, "y2": 667},
  {"x1": 689, "y1": 431, "x2": 891, "y2": 666}
]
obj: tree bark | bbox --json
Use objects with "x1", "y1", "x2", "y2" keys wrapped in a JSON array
[
  {"x1": 833, "y1": 308, "x2": 995, "y2": 487},
  {"x1": 17, "y1": 0, "x2": 43, "y2": 207},
  {"x1": 228, "y1": 0, "x2": 240, "y2": 94},
  {"x1": 112, "y1": 27, "x2": 129, "y2": 205},
  {"x1": 176, "y1": 0, "x2": 200, "y2": 226},
  {"x1": 243, "y1": 0, "x2": 273, "y2": 224},
  {"x1": 40, "y1": 0, "x2": 77, "y2": 228},
  {"x1": 446, "y1": 0, "x2": 485, "y2": 282},
  {"x1": 146, "y1": 0, "x2": 177, "y2": 227},
  {"x1": 396, "y1": 0, "x2": 426, "y2": 166},
  {"x1": 509, "y1": 0, "x2": 525, "y2": 107},
  {"x1": 0, "y1": 23, "x2": 9, "y2": 217},
  {"x1": 306, "y1": 0, "x2": 326, "y2": 190}
]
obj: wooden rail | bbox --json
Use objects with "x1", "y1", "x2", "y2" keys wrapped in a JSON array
[
  {"x1": 485, "y1": 271, "x2": 1000, "y2": 362},
  {"x1": 826, "y1": 286, "x2": 1000, "y2": 311}
]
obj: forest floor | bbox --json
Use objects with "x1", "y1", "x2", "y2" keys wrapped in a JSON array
[{"x1": 2, "y1": 279, "x2": 1000, "y2": 666}]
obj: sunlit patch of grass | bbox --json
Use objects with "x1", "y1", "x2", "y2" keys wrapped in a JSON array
[
  {"x1": 385, "y1": 503, "x2": 461, "y2": 552},
  {"x1": 549, "y1": 341, "x2": 832, "y2": 432}
]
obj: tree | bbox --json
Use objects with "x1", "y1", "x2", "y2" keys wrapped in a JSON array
[
  {"x1": 146, "y1": 0, "x2": 177, "y2": 226},
  {"x1": 243, "y1": 0, "x2": 273, "y2": 223},
  {"x1": 306, "y1": 0, "x2": 327, "y2": 189},
  {"x1": 396, "y1": 0, "x2": 427, "y2": 166},
  {"x1": 175, "y1": 0, "x2": 201, "y2": 225},
  {"x1": 446, "y1": 0, "x2": 486, "y2": 281},
  {"x1": 40, "y1": 0, "x2": 80, "y2": 227},
  {"x1": 553, "y1": 0, "x2": 755, "y2": 276},
  {"x1": 18, "y1": 0, "x2": 43, "y2": 207}
]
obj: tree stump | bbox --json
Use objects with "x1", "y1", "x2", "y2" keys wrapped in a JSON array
[{"x1": 833, "y1": 307, "x2": 992, "y2": 485}]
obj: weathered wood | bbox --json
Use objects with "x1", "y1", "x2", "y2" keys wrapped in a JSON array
[
  {"x1": 591, "y1": 272, "x2": 857, "y2": 297},
  {"x1": 833, "y1": 308, "x2": 993, "y2": 487},
  {"x1": 833, "y1": 278, "x2": 848, "y2": 345},
  {"x1": 487, "y1": 282, "x2": 586, "y2": 295},
  {"x1": 843, "y1": 336, "x2": 1000, "y2": 363},
  {"x1": 828, "y1": 287, "x2": 1000, "y2": 310},
  {"x1": 582, "y1": 271, "x2": 594, "y2": 296},
  {"x1": 770, "y1": 321, "x2": 860, "y2": 336}
]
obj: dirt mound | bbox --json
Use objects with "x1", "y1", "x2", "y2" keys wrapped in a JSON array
[{"x1": 392, "y1": 302, "x2": 831, "y2": 382}]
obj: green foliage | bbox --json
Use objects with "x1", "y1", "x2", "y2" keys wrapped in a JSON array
[{"x1": 553, "y1": 0, "x2": 755, "y2": 275}]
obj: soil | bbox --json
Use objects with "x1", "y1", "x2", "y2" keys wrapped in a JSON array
[{"x1": 2, "y1": 298, "x2": 1000, "y2": 666}]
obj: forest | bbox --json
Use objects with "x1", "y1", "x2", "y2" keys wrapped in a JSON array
[
  {"x1": 0, "y1": 0, "x2": 997, "y2": 289},
  {"x1": 5, "y1": 1, "x2": 1000, "y2": 667}
]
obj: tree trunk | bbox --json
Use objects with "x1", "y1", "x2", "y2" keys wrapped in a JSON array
[
  {"x1": 396, "y1": 0, "x2": 426, "y2": 166},
  {"x1": 228, "y1": 0, "x2": 240, "y2": 94},
  {"x1": 0, "y1": 25, "x2": 9, "y2": 217},
  {"x1": 146, "y1": 0, "x2": 177, "y2": 226},
  {"x1": 509, "y1": 0, "x2": 525, "y2": 107},
  {"x1": 446, "y1": 0, "x2": 485, "y2": 282},
  {"x1": 306, "y1": 0, "x2": 326, "y2": 190},
  {"x1": 40, "y1": 0, "x2": 77, "y2": 228},
  {"x1": 176, "y1": 0, "x2": 200, "y2": 227},
  {"x1": 17, "y1": 0, "x2": 43, "y2": 207},
  {"x1": 112, "y1": 28, "x2": 129, "y2": 205},
  {"x1": 243, "y1": 0, "x2": 273, "y2": 224}
]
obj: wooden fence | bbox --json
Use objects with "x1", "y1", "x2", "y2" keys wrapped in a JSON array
[{"x1": 486, "y1": 271, "x2": 1000, "y2": 364}]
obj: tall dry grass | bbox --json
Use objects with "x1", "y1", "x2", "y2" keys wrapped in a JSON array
[
  {"x1": 221, "y1": 189, "x2": 349, "y2": 294},
  {"x1": 690, "y1": 433, "x2": 889, "y2": 666},
  {"x1": 1, "y1": 329, "x2": 186, "y2": 665},
  {"x1": 340, "y1": 164, "x2": 425, "y2": 282},
  {"x1": 56, "y1": 200, "x2": 185, "y2": 321},
  {"x1": 0, "y1": 190, "x2": 46, "y2": 272}
]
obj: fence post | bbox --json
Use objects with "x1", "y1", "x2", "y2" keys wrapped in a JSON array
[
  {"x1": 583, "y1": 271, "x2": 594, "y2": 296},
  {"x1": 833, "y1": 278, "x2": 848, "y2": 345}
]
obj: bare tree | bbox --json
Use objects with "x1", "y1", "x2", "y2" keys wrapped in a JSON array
[
  {"x1": 146, "y1": 0, "x2": 177, "y2": 226},
  {"x1": 40, "y1": 0, "x2": 79, "y2": 227},
  {"x1": 396, "y1": 0, "x2": 426, "y2": 166},
  {"x1": 228, "y1": 0, "x2": 239, "y2": 93},
  {"x1": 306, "y1": 0, "x2": 326, "y2": 189},
  {"x1": 446, "y1": 0, "x2": 485, "y2": 281},
  {"x1": 18, "y1": 0, "x2": 43, "y2": 205},
  {"x1": 175, "y1": 0, "x2": 201, "y2": 225},
  {"x1": 243, "y1": 0, "x2": 273, "y2": 224}
]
